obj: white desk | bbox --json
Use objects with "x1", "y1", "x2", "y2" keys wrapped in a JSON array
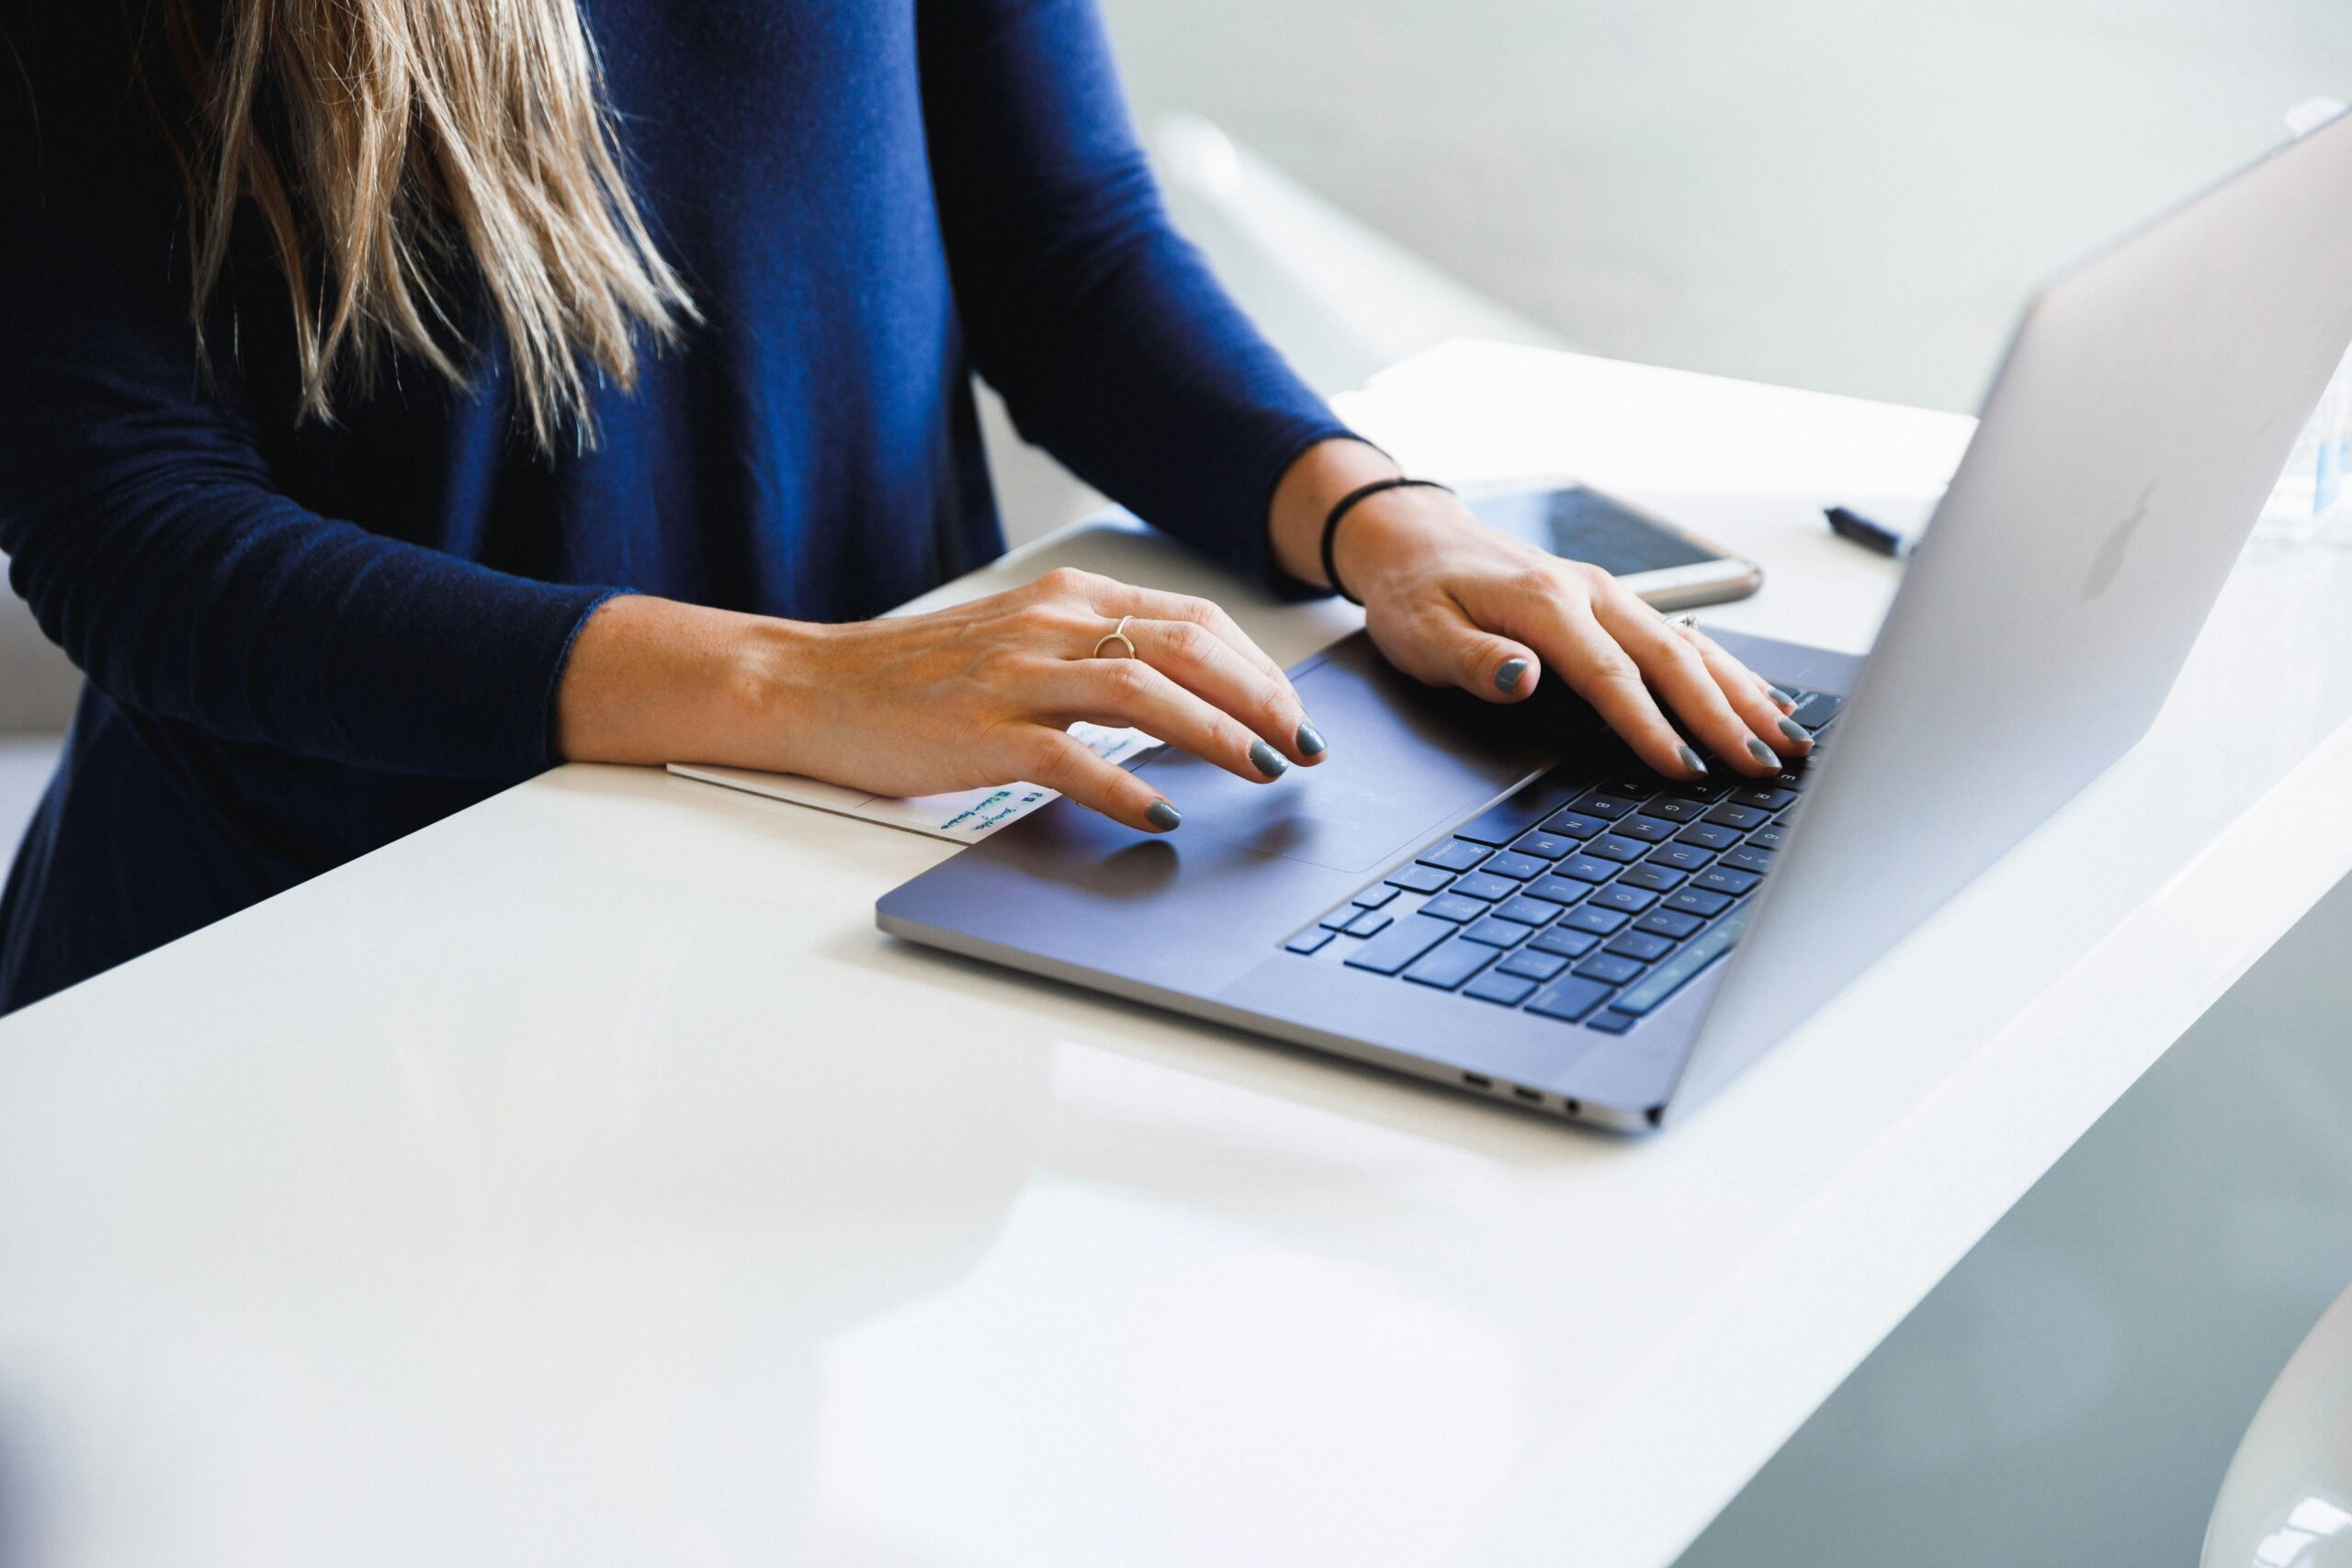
[{"x1": 5, "y1": 340, "x2": 2351, "y2": 1567}]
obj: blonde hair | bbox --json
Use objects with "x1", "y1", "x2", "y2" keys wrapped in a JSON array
[{"x1": 168, "y1": 0, "x2": 695, "y2": 450}]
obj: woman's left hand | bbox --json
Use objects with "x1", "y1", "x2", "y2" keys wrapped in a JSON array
[{"x1": 1272, "y1": 441, "x2": 1814, "y2": 781}]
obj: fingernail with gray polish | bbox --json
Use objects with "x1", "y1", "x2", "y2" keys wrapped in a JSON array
[
  {"x1": 1250, "y1": 739, "x2": 1288, "y2": 779},
  {"x1": 1778, "y1": 716, "x2": 1813, "y2": 746},
  {"x1": 1746, "y1": 736, "x2": 1778, "y2": 767},
  {"x1": 1769, "y1": 685, "x2": 1797, "y2": 709},
  {"x1": 1495, "y1": 659, "x2": 1530, "y2": 694},
  {"x1": 1296, "y1": 720, "x2": 1327, "y2": 757},
  {"x1": 1146, "y1": 800, "x2": 1182, "y2": 831},
  {"x1": 1678, "y1": 744, "x2": 1707, "y2": 777}
]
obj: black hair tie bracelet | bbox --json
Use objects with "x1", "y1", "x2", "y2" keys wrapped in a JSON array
[{"x1": 1319, "y1": 477, "x2": 1454, "y2": 605}]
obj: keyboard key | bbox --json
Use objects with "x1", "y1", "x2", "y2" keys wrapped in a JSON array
[
  {"x1": 1559, "y1": 855, "x2": 1618, "y2": 884},
  {"x1": 1564, "y1": 906, "x2": 1629, "y2": 935},
  {"x1": 1611, "y1": 815, "x2": 1677, "y2": 843},
  {"x1": 1729, "y1": 784, "x2": 1798, "y2": 811},
  {"x1": 1525, "y1": 976, "x2": 1616, "y2": 1023},
  {"x1": 1572, "y1": 790, "x2": 1641, "y2": 820},
  {"x1": 1606, "y1": 931, "x2": 1677, "y2": 962},
  {"x1": 1675, "y1": 822, "x2": 1743, "y2": 852},
  {"x1": 1530, "y1": 926, "x2": 1601, "y2": 959},
  {"x1": 1451, "y1": 872, "x2": 1517, "y2": 903},
  {"x1": 1619, "y1": 863, "x2": 1685, "y2": 893},
  {"x1": 1704, "y1": 803, "x2": 1770, "y2": 830},
  {"x1": 1613, "y1": 906, "x2": 1752, "y2": 1015},
  {"x1": 1573, "y1": 953, "x2": 1647, "y2": 985},
  {"x1": 1343, "y1": 914, "x2": 1454, "y2": 975},
  {"x1": 1722, "y1": 845, "x2": 1776, "y2": 875},
  {"x1": 1402, "y1": 936, "x2": 1496, "y2": 990},
  {"x1": 1589, "y1": 884, "x2": 1658, "y2": 915},
  {"x1": 1645, "y1": 842, "x2": 1715, "y2": 874},
  {"x1": 1318, "y1": 905, "x2": 1360, "y2": 930},
  {"x1": 1494, "y1": 895, "x2": 1566, "y2": 926},
  {"x1": 1585, "y1": 1010, "x2": 1638, "y2": 1034},
  {"x1": 1748, "y1": 825, "x2": 1789, "y2": 852},
  {"x1": 1638, "y1": 795, "x2": 1707, "y2": 823},
  {"x1": 1498, "y1": 949, "x2": 1570, "y2": 981},
  {"x1": 1665, "y1": 886, "x2": 1735, "y2": 919},
  {"x1": 1635, "y1": 908, "x2": 1706, "y2": 941},
  {"x1": 1386, "y1": 863, "x2": 1454, "y2": 895},
  {"x1": 1352, "y1": 884, "x2": 1401, "y2": 909},
  {"x1": 1791, "y1": 690, "x2": 1842, "y2": 729},
  {"x1": 1511, "y1": 831, "x2": 1575, "y2": 862},
  {"x1": 1525, "y1": 874, "x2": 1591, "y2": 906},
  {"x1": 1463, "y1": 970, "x2": 1538, "y2": 1007},
  {"x1": 1419, "y1": 839, "x2": 1488, "y2": 873},
  {"x1": 1459, "y1": 916, "x2": 1530, "y2": 948},
  {"x1": 1285, "y1": 929, "x2": 1335, "y2": 955},
  {"x1": 1694, "y1": 865, "x2": 1762, "y2": 897},
  {"x1": 1420, "y1": 893, "x2": 1487, "y2": 923},
  {"x1": 1455, "y1": 783, "x2": 1579, "y2": 846},
  {"x1": 1342, "y1": 908, "x2": 1394, "y2": 938},
  {"x1": 1589, "y1": 835, "x2": 1648, "y2": 863},
  {"x1": 1540, "y1": 809, "x2": 1607, "y2": 840},
  {"x1": 1665, "y1": 776, "x2": 1732, "y2": 802},
  {"x1": 1481, "y1": 852, "x2": 1545, "y2": 882}
]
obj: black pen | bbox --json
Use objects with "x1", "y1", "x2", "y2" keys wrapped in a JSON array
[{"x1": 1824, "y1": 504, "x2": 1911, "y2": 558}]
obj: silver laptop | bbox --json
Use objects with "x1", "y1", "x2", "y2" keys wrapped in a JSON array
[{"x1": 879, "y1": 111, "x2": 2352, "y2": 1131}]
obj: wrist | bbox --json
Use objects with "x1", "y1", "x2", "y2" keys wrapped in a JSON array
[{"x1": 556, "y1": 593, "x2": 825, "y2": 768}]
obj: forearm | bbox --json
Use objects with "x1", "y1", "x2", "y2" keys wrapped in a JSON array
[{"x1": 553, "y1": 593, "x2": 816, "y2": 767}]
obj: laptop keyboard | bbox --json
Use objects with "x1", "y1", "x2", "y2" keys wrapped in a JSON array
[{"x1": 1282, "y1": 688, "x2": 1842, "y2": 1033}]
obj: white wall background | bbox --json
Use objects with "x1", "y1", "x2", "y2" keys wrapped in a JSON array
[{"x1": 1100, "y1": 0, "x2": 2352, "y2": 413}]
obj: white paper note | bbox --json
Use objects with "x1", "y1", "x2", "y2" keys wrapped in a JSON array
[{"x1": 667, "y1": 722, "x2": 1160, "y2": 843}]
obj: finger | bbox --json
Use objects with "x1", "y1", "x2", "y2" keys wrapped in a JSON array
[
  {"x1": 1501, "y1": 591, "x2": 1711, "y2": 781},
  {"x1": 1046, "y1": 655, "x2": 1294, "y2": 785},
  {"x1": 1377, "y1": 597, "x2": 1545, "y2": 705},
  {"x1": 1005, "y1": 724, "x2": 1183, "y2": 832},
  {"x1": 1591, "y1": 592, "x2": 1786, "y2": 774},
  {"x1": 1683, "y1": 626, "x2": 1814, "y2": 755},
  {"x1": 1073, "y1": 576, "x2": 1293, "y2": 688},
  {"x1": 1122, "y1": 616, "x2": 1329, "y2": 762}
]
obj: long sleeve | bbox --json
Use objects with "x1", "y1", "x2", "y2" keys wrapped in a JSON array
[
  {"x1": 0, "y1": 9, "x2": 614, "y2": 780},
  {"x1": 917, "y1": 0, "x2": 1354, "y2": 589}
]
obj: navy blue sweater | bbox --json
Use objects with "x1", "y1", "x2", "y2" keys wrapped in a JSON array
[{"x1": 0, "y1": 0, "x2": 1349, "y2": 1012}]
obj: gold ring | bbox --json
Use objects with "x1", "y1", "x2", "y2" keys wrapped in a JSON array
[{"x1": 1091, "y1": 615, "x2": 1137, "y2": 660}]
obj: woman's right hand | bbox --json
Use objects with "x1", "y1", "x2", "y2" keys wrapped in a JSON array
[{"x1": 555, "y1": 568, "x2": 1329, "y2": 832}]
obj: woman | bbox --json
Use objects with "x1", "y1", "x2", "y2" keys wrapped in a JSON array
[{"x1": 0, "y1": 0, "x2": 1808, "y2": 1016}]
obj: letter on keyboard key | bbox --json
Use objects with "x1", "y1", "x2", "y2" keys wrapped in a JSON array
[
  {"x1": 1498, "y1": 949, "x2": 1570, "y2": 981},
  {"x1": 1541, "y1": 809, "x2": 1606, "y2": 840},
  {"x1": 1450, "y1": 872, "x2": 1517, "y2": 902},
  {"x1": 1675, "y1": 823, "x2": 1742, "y2": 852},
  {"x1": 1694, "y1": 865, "x2": 1761, "y2": 897},
  {"x1": 1704, "y1": 803, "x2": 1770, "y2": 830},
  {"x1": 1573, "y1": 953, "x2": 1646, "y2": 985},
  {"x1": 1589, "y1": 835, "x2": 1648, "y2": 863},
  {"x1": 1343, "y1": 915, "x2": 1456, "y2": 975},
  {"x1": 1493, "y1": 895, "x2": 1564, "y2": 926},
  {"x1": 1638, "y1": 795, "x2": 1706, "y2": 822},
  {"x1": 1645, "y1": 842, "x2": 1714, "y2": 874},
  {"x1": 1530, "y1": 926, "x2": 1600, "y2": 959},
  {"x1": 1526, "y1": 874, "x2": 1591, "y2": 906},
  {"x1": 1589, "y1": 885, "x2": 1657, "y2": 915},
  {"x1": 1665, "y1": 886, "x2": 1734, "y2": 918},
  {"x1": 1564, "y1": 906, "x2": 1628, "y2": 935},
  {"x1": 1722, "y1": 845, "x2": 1775, "y2": 875},
  {"x1": 1635, "y1": 908, "x2": 1705, "y2": 940},
  {"x1": 1462, "y1": 971, "x2": 1538, "y2": 1007},
  {"x1": 1619, "y1": 863, "x2": 1684, "y2": 893},
  {"x1": 1511, "y1": 831, "x2": 1575, "y2": 861},
  {"x1": 1386, "y1": 863, "x2": 1454, "y2": 895},
  {"x1": 1419, "y1": 839, "x2": 1489, "y2": 873},
  {"x1": 1572, "y1": 791, "x2": 1640, "y2": 819},
  {"x1": 1419, "y1": 893, "x2": 1487, "y2": 923},
  {"x1": 1402, "y1": 936, "x2": 1496, "y2": 990},
  {"x1": 1525, "y1": 976, "x2": 1616, "y2": 1023},
  {"x1": 1458, "y1": 916, "x2": 1531, "y2": 948},
  {"x1": 1606, "y1": 931, "x2": 1676, "y2": 962},
  {"x1": 1560, "y1": 855, "x2": 1618, "y2": 884},
  {"x1": 1481, "y1": 852, "x2": 1545, "y2": 881}
]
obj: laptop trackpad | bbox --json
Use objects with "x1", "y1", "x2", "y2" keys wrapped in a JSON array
[{"x1": 1129, "y1": 636, "x2": 1570, "y2": 874}]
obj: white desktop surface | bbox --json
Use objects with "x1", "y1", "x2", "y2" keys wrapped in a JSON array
[{"x1": 5, "y1": 340, "x2": 2351, "y2": 1567}]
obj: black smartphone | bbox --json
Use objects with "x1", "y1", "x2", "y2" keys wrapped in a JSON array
[{"x1": 1464, "y1": 481, "x2": 1762, "y2": 611}]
